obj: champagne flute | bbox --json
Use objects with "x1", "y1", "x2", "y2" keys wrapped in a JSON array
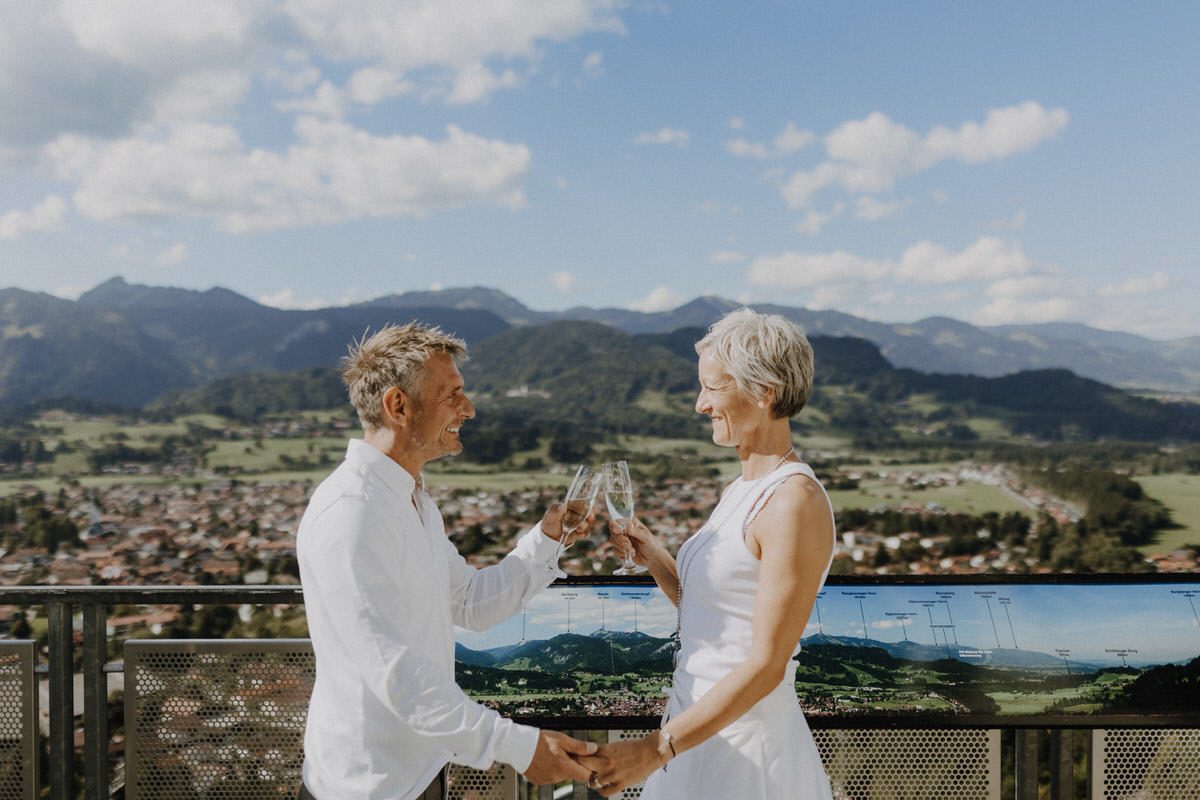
[
  {"x1": 603, "y1": 460, "x2": 647, "y2": 575},
  {"x1": 551, "y1": 464, "x2": 602, "y2": 570}
]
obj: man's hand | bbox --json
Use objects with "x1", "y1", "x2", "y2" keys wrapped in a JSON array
[
  {"x1": 541, "y1": 502, "x2": 596, "y2": 545},
  {"x1": 575, "y1": 735, "x2": 666, "y2": 797},
  {"x1": 522, "y1": 730, "x2": 598, "y2": 785}
]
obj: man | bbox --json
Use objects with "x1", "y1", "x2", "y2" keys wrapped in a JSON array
[{"x1": 297, "y1": 323, "x2": 595, "y2": 799}]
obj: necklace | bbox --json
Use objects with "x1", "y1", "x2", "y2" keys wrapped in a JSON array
[{"x1": 673, "y1": 447, "x2": 795, "y2": 647}]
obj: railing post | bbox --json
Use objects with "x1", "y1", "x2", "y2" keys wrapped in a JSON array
[
  {"x1": 83, "y1": 602, "x2": 110, "y2": 800},
  {"x1": 1015, "y1": 728, "x2": 1039, "y2": 800},
  {"x1": 47, "y1": 600, "x2": 76, "y2": 800},
  {"x1": 1050, "y1": 729, "x2": 1074, "y2": 799}
]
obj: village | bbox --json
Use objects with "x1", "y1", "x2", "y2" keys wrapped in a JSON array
[{"x1": 3, "y1": 456, "x2": 1194, "y2": 639}]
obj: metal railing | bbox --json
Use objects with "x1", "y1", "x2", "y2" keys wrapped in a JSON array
[
  {"x1": 2, "y1": 584, "x2": 1199, "y2": 800},
  {"x1": 1, "y1": 585, "x2": 303, "y2": 800}
]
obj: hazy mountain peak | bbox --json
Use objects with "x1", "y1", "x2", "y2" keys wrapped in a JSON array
[
  {"x1": 78, "y1": 276, "x2": 261, "y2": 311},
  {"x1": 362, "y1": 286, "x2": 540, "y2": 323}
]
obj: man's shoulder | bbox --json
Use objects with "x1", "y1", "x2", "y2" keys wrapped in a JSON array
[{"x1": 304, "y1": 461, "x2": 378, "y2": 517}]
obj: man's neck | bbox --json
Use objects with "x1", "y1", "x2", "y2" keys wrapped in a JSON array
[{"x1": 362, "y1": 428, "x2": 424, "y2": 483}]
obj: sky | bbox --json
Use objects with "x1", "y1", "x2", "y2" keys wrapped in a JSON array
[
  {"x1": 1, "y1": 2, "x2": 1198, "y2": 339},
  {"x1": 457, "y1": 582, "x2": 1200, "y2": 667}
]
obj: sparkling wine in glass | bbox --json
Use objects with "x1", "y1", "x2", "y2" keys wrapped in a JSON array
[
  {"x1": 551, "y1": 464, "x2": 602, "y2": 570},
  {"x1": 604, "y1": 460, "x2": 647, "y2": 575}
]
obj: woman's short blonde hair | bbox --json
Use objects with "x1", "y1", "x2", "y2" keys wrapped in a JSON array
[
  {"x1": 695, "y1": 308, "x2": 814, "y2": 418},
  {"x1": 341, "y1": 322, "x2": 468, "y2": 431}
]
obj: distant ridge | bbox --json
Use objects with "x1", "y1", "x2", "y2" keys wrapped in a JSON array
[
  {"x1": 3, "y1": 277, "x2": 1200, "y2": 410},
  {"x1": 802, "y1": 633, "x2": 1103, "y2": 671}
]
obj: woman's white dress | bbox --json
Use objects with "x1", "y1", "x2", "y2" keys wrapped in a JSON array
[{"x1": 639, "y1": 461, "x2": 836, "y2": 800}]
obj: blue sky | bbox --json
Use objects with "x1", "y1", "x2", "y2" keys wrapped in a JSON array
[
  {"x1": 2, "y1": 2, "x2": 1197, "y2": 338},
  {"x1": 457, "y1": 582, "x2": 1200, "y2": 667}
]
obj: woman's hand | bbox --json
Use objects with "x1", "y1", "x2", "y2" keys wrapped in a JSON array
[
  {"x1": 575, "y1": 734, "x2": 666, "y2": 797},
  {"x1": 609, "y1": 516, "x2": 666, "y2": 568}
]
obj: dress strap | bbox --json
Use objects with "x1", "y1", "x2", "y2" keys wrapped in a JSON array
[{"x1": 742, "y1": 462, "x2": 832, "y2": 535}]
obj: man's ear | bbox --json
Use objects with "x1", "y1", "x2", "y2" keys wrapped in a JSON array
[
  {"x1": 380, "y1": 386, "x2": 411, "y2": 428},
  {"x1": 758, "y1": 386, "x2": 776, "y2": 410}
]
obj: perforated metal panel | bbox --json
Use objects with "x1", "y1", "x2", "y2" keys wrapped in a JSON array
[
  {"x1": 814, "y1": 728, "x2": 1000, "y2": 800},
  {"x1": 0, "y1": 641, "x2": 36, "y2": 800},
  {"x1": 124, "y1": 639, "x2": 314, "y2": 800},
  {"x1": 1092, "y1": 729, "x2": 1200, "y2": 800},
  {"x1": 446, "y1": 762, "x2": 517, "y2": 799}
]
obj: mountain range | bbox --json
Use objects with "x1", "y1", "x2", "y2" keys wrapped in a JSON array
[
  {"x1": 2, "y1": 276, "x2": 1199, "y2": 411},
  {"x1": 452, "y1": 627, "x2": 1108, "y2": 674},
  {"x1": 455, "y1": 629, "x2": 675, "y2": 673}
]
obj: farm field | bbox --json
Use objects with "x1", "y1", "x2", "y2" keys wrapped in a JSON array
[{"x1": 1135, "y1": 473, "x2": 1200, "y2": 553}]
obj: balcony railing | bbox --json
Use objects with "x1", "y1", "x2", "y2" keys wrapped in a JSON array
[{"x1": 2, "y1": 584, "x2": 1199, "y2": 800}]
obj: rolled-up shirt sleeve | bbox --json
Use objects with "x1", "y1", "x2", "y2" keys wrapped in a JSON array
[
  {"x1": 302, "y1": 495, "x2": 540, "y2": 772},
  {"x1": 446, "y1": 523, "x2": 563, "y2": 632}
]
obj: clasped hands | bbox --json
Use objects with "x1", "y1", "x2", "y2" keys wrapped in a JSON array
[
  {"x1": 523, "y1": 730, "x2": 665, "y2": 796},
  {"x1": 574, "y1": 733, "x2": 667, "y2": 797}
]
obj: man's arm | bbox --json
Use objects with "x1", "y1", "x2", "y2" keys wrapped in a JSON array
[
  {"x1": 445, "y1": 501, "x2": 589, "y2": 631},
  {"x1": 303, "y1": 496, "x2": 542, "y2": 771}
]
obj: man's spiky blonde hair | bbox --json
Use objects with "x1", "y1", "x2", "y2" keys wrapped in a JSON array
[{"x1": 341, "y1": 322, "x2": 468, "y2": 431}]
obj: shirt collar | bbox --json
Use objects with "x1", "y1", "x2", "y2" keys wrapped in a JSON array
[{"x1": 345, "y1": 439, "x2": 419, "y2": 499}]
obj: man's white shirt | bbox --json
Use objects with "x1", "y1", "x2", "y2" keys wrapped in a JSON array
[{"x1": 298, "y1": 440, "x2": 563, "y2": 800}]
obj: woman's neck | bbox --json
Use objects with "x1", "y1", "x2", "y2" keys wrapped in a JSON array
[{"x1": 736, "y1": 421, "x2": 795, "y2": 481}]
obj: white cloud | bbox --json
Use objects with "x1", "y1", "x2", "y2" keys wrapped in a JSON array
[
  {"x1": 1097, "y1": 271, "x2": 1169, "y2": 297},
  {"x1": 750, "y1": 237, "x2": 1038, "y2": 298},
  {"x1": 987, "y1": 209, "x2": 1027, "y2": 231},
  {"x1": 0, "y1": 195, "x2": 68, "y2": 239},
  {"x1": 794, "y1": 202, "x2": 845, "y2": 236},
  {"x1": 855, "y1": 196, "x2": 911, "y2": 221},
  {"x1": 275, "y1": 80, "x2": 347, "y2": 118},
  {"x1": 0, "y1": 1, "x2": 628, "y2": 151},
  {"x1": 774, "y1": 122, "x2": 815, "y2": 154},
  {"x1": 808, "y1": 284, "x2": 860, "y2": 309},
  {"x1": 284, "y1": 0, "x2": 625, "y2": 74},
  {"x1": 49, "y1": 119, "x2": 531, "y2": 232},
  {"x1": 970, "y1": 273, "x2": 1081, "y2": 325},
  {"x1": 985, "y1": 274, "x2": 1062, "y2": 299},
  {"x1": 931, "y1": 188, "x2": 949, "y2": 204},
  {"x1": 152, "y1": 69, "x2": 253, "y2": 124},
  {"x1": 749, "y1": 250, "x2": 890, "y2": 289},
  {"x1": 725, "y1": 138, "x2": 768, "y2": 159},
  {"x1": 347, "y1": 67, "x2": 412, "y2": 105},
  {"x1": 780, "y1": 102, "x2": 1068, "y2": 209},
  {"x1": 447, "y1": 62, "x2": 519, "y2": 105},
  {"x1": 726, "y1": 121, "x2": 814, "y2": 160},
  {"x1": 895, "y1": 237, "x2": 1031, "y2": 284},
  {"x1": 156, "y1": 241, "x2": 189, "y2": 265},
  {"x1": 972, "y1": 295, "x2": 1081, "y2": 326},
  {"x1": 708, "y1": 250, "x2": 746, "y2": 264},
  {"x1": 635, "y1": 128, "x2": 690, "y2": 147},
  {"x1": 258, "y1": 288, "x2": 331, "y2": 310},
  {"x1": 550, "y1": 271, "x2": 578, "y2": 292},
  {"x1": 583, "y1": 50, "x2": 603, "y2": 76},
  {"x1": 727, "y1": 116, "x2": 745, "y2": 130},
  {"x1": 629, "y1": 286, "x2": 684, "y2": 312},
  {"x1": 51, "y1": 284, "x2": 89, "y2": 300}
]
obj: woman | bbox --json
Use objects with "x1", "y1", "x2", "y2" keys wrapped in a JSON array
[{"x1": 581, "y1": 308, "x2": 836, "y2": 798}]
